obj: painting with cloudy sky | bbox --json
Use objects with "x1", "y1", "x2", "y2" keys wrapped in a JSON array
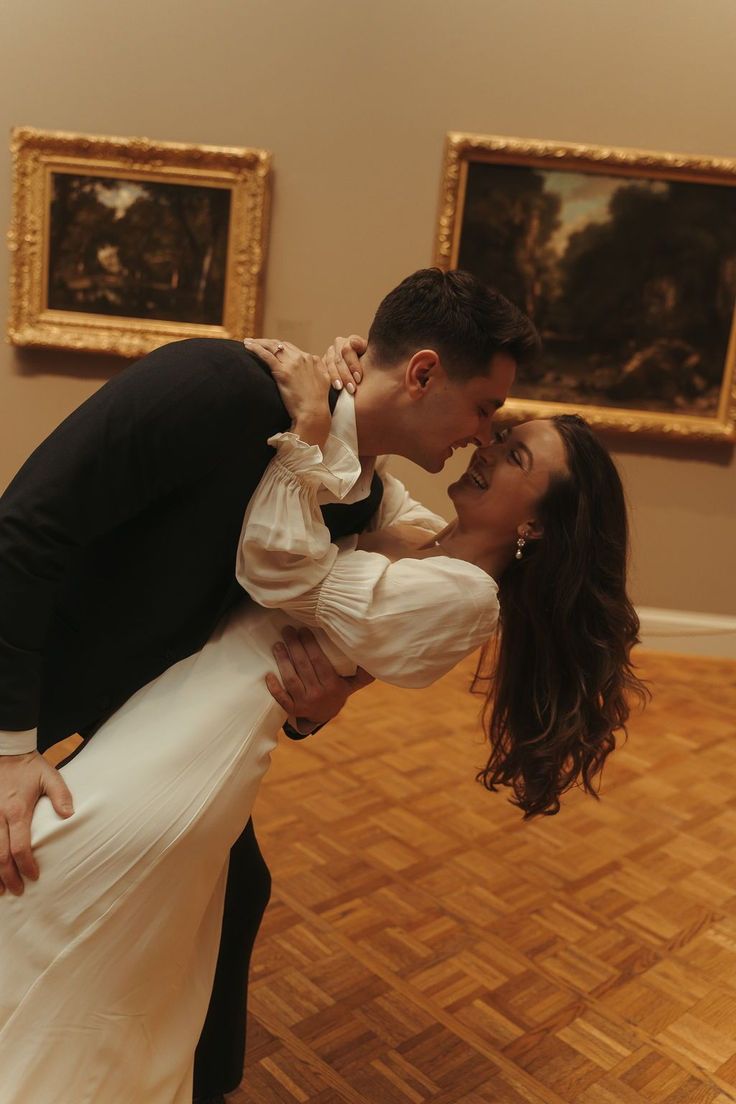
[
  {"x1": 47, "y1": 172, "x2": 231, "y2": 325},
  {"x1": 457, "y1": 162, "x2": 736, "y2": 417}
]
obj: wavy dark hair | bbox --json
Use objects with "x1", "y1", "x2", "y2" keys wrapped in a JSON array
[{"x1": 474, "y1": 414, "x2": 648, "y2": 817}]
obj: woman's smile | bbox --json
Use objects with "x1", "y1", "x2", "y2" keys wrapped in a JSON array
[
  {"x1": 465, "y1": 464, "x2": 489, "y2": 490},
  {"x1": 460, "y1": 450, "x2": 492, "y2": 491}
]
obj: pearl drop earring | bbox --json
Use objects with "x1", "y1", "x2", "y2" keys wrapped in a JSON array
[{"x1": 515, "y1": 535, "x2": 526, "y2": 560}]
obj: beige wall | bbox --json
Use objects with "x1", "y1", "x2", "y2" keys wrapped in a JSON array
[{"x1": 2, "y1": 0, "x2": 735, "y2": 615}]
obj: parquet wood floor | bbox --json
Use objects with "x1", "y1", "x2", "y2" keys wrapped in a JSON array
[{"x1": 230, "y1": 650, "x2": 736, "y2": 1103}]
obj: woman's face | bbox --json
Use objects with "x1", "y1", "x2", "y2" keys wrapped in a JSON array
[{"x1": 448, "y1": 420, "x2": 570, "y2": 546}]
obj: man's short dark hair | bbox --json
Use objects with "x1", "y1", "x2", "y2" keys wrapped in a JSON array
[{"x1": 367, "y1": 268, "x2": 540, "y2": 379}]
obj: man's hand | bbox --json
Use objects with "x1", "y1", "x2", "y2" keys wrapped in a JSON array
[
  {"x1": 0, "y1": 750, "x2": 74, "y2": 896},
  {"x1": 323, "y1": 335, "x2": 367, "y2": 394},
  {"x1": 266, "y1": 626, "x2": 374, "y2": 735}
]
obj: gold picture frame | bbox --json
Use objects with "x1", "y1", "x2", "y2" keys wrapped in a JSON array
[
  {"x1": 435, "y1": 133, "x2": 736, "y2": 441},
  {"x1": 8, "y1": 127, "x2": 272, "y2": 357}
]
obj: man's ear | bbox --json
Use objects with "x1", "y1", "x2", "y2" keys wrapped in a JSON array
[{"x1": 404, "y1": 349, "x2": 443, "y2": 398}]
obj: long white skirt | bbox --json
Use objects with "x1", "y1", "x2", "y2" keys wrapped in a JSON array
[{"x1": 0, "y1": 599, "x2": 309, "y2": 1104}]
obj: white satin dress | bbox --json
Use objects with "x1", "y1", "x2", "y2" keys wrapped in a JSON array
[{"x1": 0, "y1": 431, "x2": 499, "y2": 1104}]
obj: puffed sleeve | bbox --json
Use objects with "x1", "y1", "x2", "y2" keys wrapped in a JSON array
[
  {"x1": 370, "y1": 457, "x2": 448, "y2": 534},
  {"x1": 287, "y1": 553, "x2": 498, "y2": 688},
  {"x1": 236, "y1": 430, "x2": 362, "y2": 605},
  {"x1": 237, "y1": 436, "x2": 499, "y2": 688}
]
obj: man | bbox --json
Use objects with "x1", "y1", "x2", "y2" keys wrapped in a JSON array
[{"x1": 0, "y1": 268, "x2": 538, "y2": 1101}]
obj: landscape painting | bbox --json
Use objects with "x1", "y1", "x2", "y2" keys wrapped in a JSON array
[
  {"x1": 47, "y1": 173, "x2": 232, "y2": 326},
  {"x1": 436, "y1": 134, "x2": 736, "y2": 440},
  {"x1": 8, "y1": 128, "x2": 272, "y2": 357}
]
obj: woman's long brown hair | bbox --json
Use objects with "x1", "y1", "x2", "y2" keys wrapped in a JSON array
[{"x1": 474, "y1": 414, "x2": 648, "y2": 817}]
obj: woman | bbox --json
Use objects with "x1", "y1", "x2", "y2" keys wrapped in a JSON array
[{"x1": 0, "y1": 351, "x2": 644, "y2": 1103}]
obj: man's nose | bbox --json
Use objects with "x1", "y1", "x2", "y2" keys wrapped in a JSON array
[
  {"x1": 474, "y1": 441, "x2": 496, "y2": 462},
  {"x1": 475, "y1": 421, "x2": 494, "y2": 447}
]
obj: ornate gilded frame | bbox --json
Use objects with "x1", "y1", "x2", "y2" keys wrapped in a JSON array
[
  {"x1": 435, "y1": 133, "x2": 736, "y2": 441},
  {"x1": 8, "y1": 127, "x2": 272, "y2": 357}
]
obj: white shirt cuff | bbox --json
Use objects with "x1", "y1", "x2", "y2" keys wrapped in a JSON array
[
  {"x1": 267, "y1": 431, "x2": 362, "y2": 501},
  {"x1": 0, "y1": 728, "x2": 38, "y2": 755}
]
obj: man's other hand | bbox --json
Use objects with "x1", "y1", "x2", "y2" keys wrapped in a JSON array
[
  {"x1": 266, "y1": 626, "x2": 374, "y2": 735},
  {"x1": 0, "y1": 751, "x2": 74, "y2": 895}
]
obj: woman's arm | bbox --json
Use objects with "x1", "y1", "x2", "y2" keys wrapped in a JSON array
[
  {"x1": 236, "y1": 429, "x2": 363, "y2": 605},
  {"x1": 237, "y1": 433, "x2": 498, "y2": 689},
  {"x1": 357, "y1": 462, "x2": 450, "y2": 555},
  {"x1": 369, "y1": 459, "x2": 449, "y2": 534},
  {"x1": 236, "y1": 342, "x2": 499, "y2": 689},
  {"x1": 244, "y1": 338, "x2": 332, "y2": 449}
]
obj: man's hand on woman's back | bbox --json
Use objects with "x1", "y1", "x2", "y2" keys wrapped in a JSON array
[{"x1": 266, "y1": 626, "x2": 374, "y2": 735}]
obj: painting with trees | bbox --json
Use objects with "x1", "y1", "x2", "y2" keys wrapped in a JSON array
[
  {"x1": 436, "y1": 134, "x2": 736, "y2": 441},
  {"x1": 48, "y1": 174, "x2": 231, "y2": 326},
  {"x1": 8, "y1": 128, "x2": 271, "y2": 357}
]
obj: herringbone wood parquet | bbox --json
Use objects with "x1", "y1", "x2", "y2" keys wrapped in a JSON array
[{"x1": 233, "y1": 650, "x2": 736, "y2": 1103}]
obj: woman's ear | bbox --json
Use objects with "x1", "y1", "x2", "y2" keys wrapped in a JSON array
[{"x1": 519, "y1": 520, "x2": 544, "y2": 542}]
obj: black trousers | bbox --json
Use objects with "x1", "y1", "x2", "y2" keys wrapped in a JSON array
[{"x1": 192, "y1": 818, "x2": 272, "y2": 1098}]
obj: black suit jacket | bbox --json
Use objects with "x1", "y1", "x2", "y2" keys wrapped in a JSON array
[{"x1": 0, "y1": 338, "x2": 382, "y2": 751}]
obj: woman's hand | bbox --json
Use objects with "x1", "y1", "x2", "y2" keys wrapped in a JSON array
[
  {"x1": 244, "y1": 339, "x2": 331, "y2": 447},
  {"x1": 323, "y1": 335, "x2": 367, "y2": 394}
]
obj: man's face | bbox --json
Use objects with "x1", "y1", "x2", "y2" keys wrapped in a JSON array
[{"x1": 410, "y1": 352, "x2": 516, "y2": 473}]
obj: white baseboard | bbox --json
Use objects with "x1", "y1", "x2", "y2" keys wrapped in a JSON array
[{"x1": 637, "y1": 606, "x2": 736, "y2": 659}]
